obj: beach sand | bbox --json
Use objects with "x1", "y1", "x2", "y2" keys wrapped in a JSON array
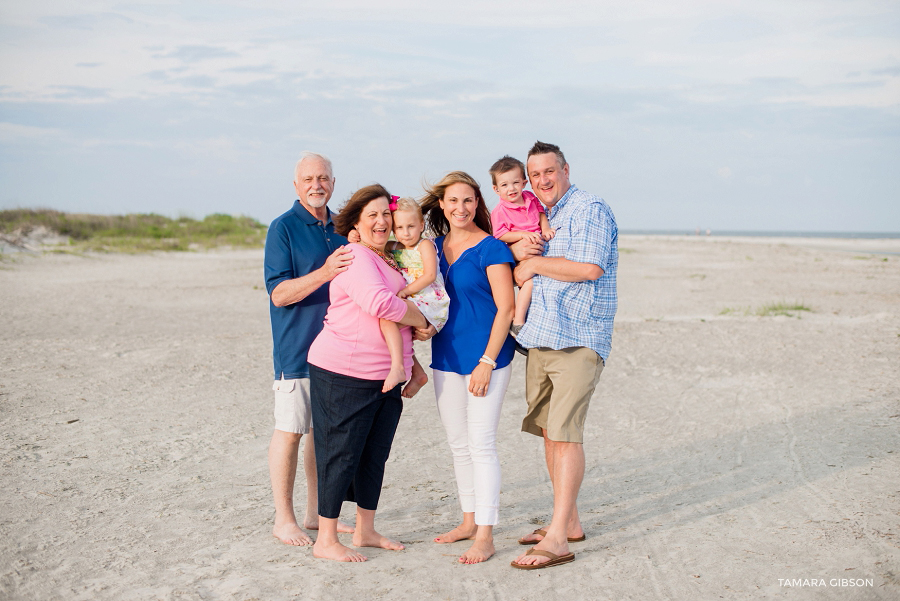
[{"x1": 1, "y1": 235, "x2": 898, "y2": 600}]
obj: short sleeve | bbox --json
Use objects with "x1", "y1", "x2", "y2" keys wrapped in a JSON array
[
  {"x1": 264, "y1": 221, "x2": 293, "y2": 295},
  {"x1": 480, "y1": 236, "x2": 515, "y2": 268},
  {"x1": 566, "y1": 201, "x2": 613, "y2": 269},
  {"x1": 490, "y1": 207, "x2": 511, "y2": 238}
]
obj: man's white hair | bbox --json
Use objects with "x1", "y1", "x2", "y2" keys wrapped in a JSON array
[{"x1": 294, "y1": 152, "x2": 333, "y2": 181}]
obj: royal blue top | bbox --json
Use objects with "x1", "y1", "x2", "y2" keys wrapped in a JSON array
[
  {"x1": 264, "y1": 200, "x2": 347, "y2": 379},
  {"x1": 430, "y1": 235, "x2": 516, "y2": 375}
]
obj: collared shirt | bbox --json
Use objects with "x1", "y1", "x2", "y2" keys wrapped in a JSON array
[
  {"x1": 517, "y1": 185, "x2": 618, "y2": 360},
  {"x1": 264, "y1": 200, "x2": 347, "y2": 379},
  {"x1": 490, "y1": 190, "x2": 545, "y2": 238}
]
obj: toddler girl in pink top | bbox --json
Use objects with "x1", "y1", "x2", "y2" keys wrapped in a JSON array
[{"x1": 488, "y1": 156, "x2": 554, "y2": 333}]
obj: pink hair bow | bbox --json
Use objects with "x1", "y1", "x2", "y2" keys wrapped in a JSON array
[{"x1": 389, "y1": 195, "x2": 399, "y2": 211}]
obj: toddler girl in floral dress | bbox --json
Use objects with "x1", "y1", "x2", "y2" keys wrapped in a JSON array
[{"x1": 379, "y1": 196, "x2": 450, "y2": 392}]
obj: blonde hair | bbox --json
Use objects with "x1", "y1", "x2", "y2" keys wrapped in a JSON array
[{"x1": 392, "y1": 197, "x2": 423, "y2": 221}]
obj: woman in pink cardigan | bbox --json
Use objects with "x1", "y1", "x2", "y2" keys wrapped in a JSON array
[{"x1": 307, "y1": 184, "x2": 428, "y2": 563}]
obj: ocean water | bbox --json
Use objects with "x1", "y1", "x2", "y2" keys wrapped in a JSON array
[{"x1": 621, "y1": 230, "x2": 900, "y2": 239}]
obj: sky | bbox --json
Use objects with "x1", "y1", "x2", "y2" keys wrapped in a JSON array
[{"x1": 1, "y1": 0, "x2": 898, "y2": 232}]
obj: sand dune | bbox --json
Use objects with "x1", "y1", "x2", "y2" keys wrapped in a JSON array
[{"x1": 1, "y1": 235, "x2": 898, "y2": 600}]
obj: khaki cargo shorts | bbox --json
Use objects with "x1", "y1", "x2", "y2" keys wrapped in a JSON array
[{"x1": 521, "y1": 347, "x2": 604, "y2": 443}]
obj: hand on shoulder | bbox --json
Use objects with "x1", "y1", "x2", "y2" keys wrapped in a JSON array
[{"x1": 323, "y1": 245, "x2": 354, "y2": 279}]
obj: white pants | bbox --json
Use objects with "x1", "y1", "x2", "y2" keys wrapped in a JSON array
[{"x1": 433, "y1": 365, "x2": 512, "y2": 526}]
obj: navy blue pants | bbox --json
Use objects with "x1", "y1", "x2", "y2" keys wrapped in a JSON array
[{"x1": 309, "y1": 364, "x2": 403, "y2": 519}]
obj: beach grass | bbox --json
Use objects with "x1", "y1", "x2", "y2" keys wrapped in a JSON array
[
  {"x1": 0, "y1": 209, "x2": 266, "y2": 252},
  {"x1": 754, "y1": 301, "x2": 812, "y2": 317},
  {"x1": 719, "y1": 301, "x2": 812, "y2": 317}
]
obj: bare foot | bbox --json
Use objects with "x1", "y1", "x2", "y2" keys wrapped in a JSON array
[
  {"x1": 304, "y1": 517, "x2": 355, "y2": 533},
  {"x1": 518, "y1": 525, "x2": 584, "y2": 545},
  {"x1": 273, "y1": 522, "x2": 312, "y2": 546},
  {"x1": 382, "y1": 366, "x2": 406, "y2": 393},
  {"x1": 401, "y1": 369, "x2": 428, "y2": 398},
  {"x1": 518, "y1": 528, "x2": 545, "y2": 545},
  {"x1": 353, "y1": 530, "x2": 405, "y2": 550},
  {"x1": 513, "y1": 539, "x2": 570, "y2": 567},
  {"x1": 313, "y1": 540, "x2": 367, "y2": 562},
  {"x1": 459, "y1": 539, "x2": 494, "y2": 564},
  {"x1": 434, "y1": 524, "x2": 476, "y2": 544}
]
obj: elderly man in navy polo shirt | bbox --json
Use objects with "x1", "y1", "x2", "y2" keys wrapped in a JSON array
[{"x1": 264, "y1": 152, "x2": 356, "y2": 545}]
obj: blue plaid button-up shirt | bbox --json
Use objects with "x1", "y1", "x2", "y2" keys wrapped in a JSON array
[{"x1": 517, "y1": 185, "x2": 618, "y2": 360}]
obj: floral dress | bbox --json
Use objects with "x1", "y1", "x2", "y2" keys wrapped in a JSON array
[{"x1": 391, "y1": 239, "x2": 450, "y2": 332}]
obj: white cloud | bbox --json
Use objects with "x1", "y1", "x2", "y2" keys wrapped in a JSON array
[
  {"x1": 0, "y1": 122, "x2": 64, "y2": 141},
  {"x1": 2, "y1": 0, "x2": 897, "y2": 108},
  {"x1": 1, "y1": 0, "x2": 898, "y2": 230},
  {"x1": 173, "y1": 135, "x2": 241, "y2": 163}
]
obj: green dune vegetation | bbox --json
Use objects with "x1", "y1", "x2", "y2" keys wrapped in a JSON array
[
  {"x1": 0, "y1": 209, "x2": 267, "y2": 253},
  {"x1": 719, "y1": 301, "x2": 812, "y2": 317}
]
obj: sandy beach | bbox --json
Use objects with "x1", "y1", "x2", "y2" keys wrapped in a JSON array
[{"x1": 1, "y1": 235, "x2": 898, "y2": 601}]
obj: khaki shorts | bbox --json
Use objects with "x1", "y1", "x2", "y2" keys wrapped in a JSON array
[
  {"x1": 273, "y1": 377, "x2": 312, "y2": 434},
  {"x1": 522, "y1": 347, "x2": 604, "y2": 443}
]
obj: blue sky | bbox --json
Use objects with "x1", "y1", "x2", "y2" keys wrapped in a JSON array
[{"x1": 1, "y1": 0, "x2": 898, "y2": 232}]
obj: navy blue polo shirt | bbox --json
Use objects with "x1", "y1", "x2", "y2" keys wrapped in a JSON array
[{"x1": 264, "y1": 200, "x2": 348, "y2": 379}]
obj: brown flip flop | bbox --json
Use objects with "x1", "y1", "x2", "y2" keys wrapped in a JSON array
[
  {"x1": 510, "y1": 548, "x2": 576, "y2": 570},
  {"x1": 517, "y1": 528, "x2": 586, "y2": 545}
]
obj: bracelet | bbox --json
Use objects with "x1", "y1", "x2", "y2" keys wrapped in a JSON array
[{"x1": 478, "y1": 355, "x2": 497, "y2": 368}]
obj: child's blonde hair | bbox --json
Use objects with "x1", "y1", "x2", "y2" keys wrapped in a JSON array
[{"x1": 392, "y1": 197, "x2": 424, "y2": 221}]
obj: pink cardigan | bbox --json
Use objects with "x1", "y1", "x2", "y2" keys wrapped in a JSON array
[{"x1": 308, "y1": 244, "x2": 413, "y2": 381}]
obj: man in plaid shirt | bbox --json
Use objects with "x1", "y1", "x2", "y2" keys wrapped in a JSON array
[{"x1": 510, "y1": 141, "x2": 618, "y2": 570}]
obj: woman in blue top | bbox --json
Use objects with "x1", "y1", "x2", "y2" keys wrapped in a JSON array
[{"x1": 420, "y1": 171, "x2": 516, "y2": 564}]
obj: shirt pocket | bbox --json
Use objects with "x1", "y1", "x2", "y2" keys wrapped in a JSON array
[{"x1": 557, "y1": 281, "x2": 592, "y2": 322}]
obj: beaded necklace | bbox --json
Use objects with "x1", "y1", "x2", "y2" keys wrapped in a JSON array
[{"x1": 361, "y1": 242, "x2": 401, "y2": 272}]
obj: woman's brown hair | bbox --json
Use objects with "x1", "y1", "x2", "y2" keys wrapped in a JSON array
[
  {"x1": 420, "y1": 171, "x2": 492, "y2": 238},
  {"x1": 333, "y1": 183, "x2": 392, "y2": 237}
]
